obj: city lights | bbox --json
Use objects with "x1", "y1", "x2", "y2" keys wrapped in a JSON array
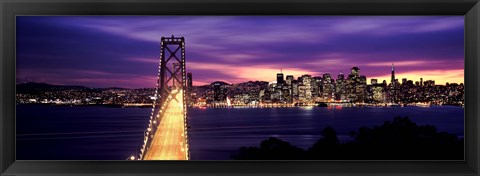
[{"x1": 178, "y1": 65, "x2": 463, "y2": 109}]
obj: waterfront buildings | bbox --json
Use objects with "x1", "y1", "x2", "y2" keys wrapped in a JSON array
[{"x1": 16, "y1": 65, "x2": 465, "y2": 107}]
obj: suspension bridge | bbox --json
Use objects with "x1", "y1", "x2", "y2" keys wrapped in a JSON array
[{"x1": 133, "y1": 36, "x2": 189, "y2": 160}]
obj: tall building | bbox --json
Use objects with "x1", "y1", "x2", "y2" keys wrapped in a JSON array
[
  {"x1": 213, "y1": 82, "x2": 227, "y2": 101},
  {"x1": 335, "y1": 72, "x2": 345, "y2": 101},
  {"x1": 322, "y1": 74, "x2": 334, "y2": 101},
  {"x1": 390, "y1": 63, "x2": 397, "y2": 103},
  {"x1": 187, "y1": 73, "x2": 193, "y2": 92},
  {"x1": 344, "y1": 67, "x2": 367, "y2": 103},
  {"x1": 286, "y1": 75, "x2": 294, "y2": 86},
  {"x1": 345, "y1": 70, "x2": 356, "y2": 102},
  {"x1": 292, "y1": 80, "x2": 299, "y2": 100},
  {"x1": 186, "y1": 72, "x2": 193, "y2": 105},
  {"x1": 277, "y1": 72, "x2": 284, "y2": 85},
  {"x1": 391, "y1": 63, "x2": 396, "y2": 85},
  {"x1": 346, "y1": 67, "x2": 361, "y2": 102},
  {"x1": 285, "y1": 75, "x2": 295, "y2": 103},
  {"x1": 357, "y1": 75, "x2": 367, "y2": 102},
  {"x1": 420, "y1": 77, "x2": 423, "y2": 86},
  {"x1": 351, "y1": 67, "x2": 360, "y2": 77},
  {"x1": 371, "y1": 79, "x2": 378, "y2": 85},
  {"x1": 372, "y1": 85, "x2": 385, "y2": 103},
  {"x1": 312, "y1": 76, "x2": 323, "y2": 100},
  {"x1": 299, "y1": 74, "x2": 313, "y2": 102},
  {"x1": 214, "y1": 83, "x2": 221, "y2": 101}
]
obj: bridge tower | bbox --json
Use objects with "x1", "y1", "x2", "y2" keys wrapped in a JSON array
[{"x1": 138, "y1": 35, "x2": 189, "y2": 160}]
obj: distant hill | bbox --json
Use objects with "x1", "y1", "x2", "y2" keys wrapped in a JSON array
[
  {"x1": 234, "y1": 81, "x2": 269, "y2": 87},
  {"x1": 16, "y1": 82, "x2": 95, "y2": 94},
  {"x1": 210, "y1": 81, "x2": 231, "y2": 86},
  {"x1": 103, "y1": 87, "x2": 128, "y2": 90},
  {"x1": 194, "y1": 80, "x2": 268, "y2": 88}
]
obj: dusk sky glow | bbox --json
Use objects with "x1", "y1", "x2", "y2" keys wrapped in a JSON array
[{"x1": 16, "y1": 16, "x2": 464, "y2": 88}]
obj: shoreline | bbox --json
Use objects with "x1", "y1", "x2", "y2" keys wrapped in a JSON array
[{"x1": 16, "y1": 103, "x2": 464, "y2": 108}]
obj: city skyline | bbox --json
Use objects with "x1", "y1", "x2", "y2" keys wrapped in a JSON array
[
  {"x1": 16, "y1": 16, "x2": 464, "y2": 88},
  {"x1": 16, "y1": 64, "x2": 461, "y2": 89}
]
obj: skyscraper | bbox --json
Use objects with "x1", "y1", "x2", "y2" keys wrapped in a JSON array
[
  {"x1": 299, "y1": 74, "x2": 312, "y2": 102},
  {"x1": 292, "y1": 80, "x2": 299, "y2": 99},
  {"x1": 322, "y1": 74, "x2": 334, "y2": 101},
  {"x1": 372, "y1": 85, "x2": 385, "y2": 103},
  {"x1": 351, "y1": 67, "x2": 360, "y2": 77},
  {"x1": 187, "y1": 73, "x2": 193, "y2": 92},
  {"x1": 286, "y1": 75, "x2": 294, "y2": 86},
  {"x1": 213, "y1": 82, "x2": 227, "y2": 101},
  {"x1": 335, "y1": 72, "x2": 345, "y2": 101},
  {"x1": 346, "y1": 67, "x2": 366, "y2": 103},
  {"x1": 390, "y1": 63, "x2": 397, "y2": 103},
  {"x1": 186, "y1": 72, "x2": 193, "y2": 105},
  {"x1": 277, "y1": 72, "x2": 284, "y2": 85},
  {"x1": 391, "y1": 63, "x2": 395, "y2": 86},
  {"x1": 312, "y1": 76, "x2": 322, "y2": 99},
  {"x1": 357, "y1": 75, "x2": 367, "y2": 102},
  {"x1": 214, "y1": 83, "x2": 221, "y2": 101}
]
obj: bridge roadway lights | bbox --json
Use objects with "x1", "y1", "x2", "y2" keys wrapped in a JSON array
[{"x1": 139, "y1": 36, "x2": 189, "y2": 160}]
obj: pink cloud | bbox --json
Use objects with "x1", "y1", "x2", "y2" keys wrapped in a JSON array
[{"x1": 124, "y1": 57, "x2": 158, "y2": 64}]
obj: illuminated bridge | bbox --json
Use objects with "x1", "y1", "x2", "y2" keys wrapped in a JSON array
[{"x1": 135, "y1": 36, "x2": 189, "y2": 160}]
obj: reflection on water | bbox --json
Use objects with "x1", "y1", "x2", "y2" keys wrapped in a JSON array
[{"x1": 16, "y1": 105, "x2": 464, "y2": 160}]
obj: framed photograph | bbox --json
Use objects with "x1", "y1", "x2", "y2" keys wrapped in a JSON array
[{"x1": 1, "y1": 0, "x2": 479, "y2": 175}]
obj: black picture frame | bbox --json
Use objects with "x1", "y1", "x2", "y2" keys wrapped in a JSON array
[{"x1": 1, "y1": 0, "x2": 479, "y2": 175}]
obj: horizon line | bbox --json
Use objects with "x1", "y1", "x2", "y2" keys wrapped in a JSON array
[{"x1": 17, "y1": 77, "x2": 465, "y2": 90}]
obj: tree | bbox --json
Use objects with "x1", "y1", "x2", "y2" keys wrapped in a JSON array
[{"x1": 232, "y1": 116, "x2": 463, "y2": 160}]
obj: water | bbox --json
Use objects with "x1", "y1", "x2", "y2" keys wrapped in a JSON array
[{"x1": 16, "y1": 105, "x2": 464, "y2": 160}]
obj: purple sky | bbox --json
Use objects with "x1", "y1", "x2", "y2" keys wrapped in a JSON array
[{"x1": 16, "y1": 16, "x2": 464, "y2": 88}]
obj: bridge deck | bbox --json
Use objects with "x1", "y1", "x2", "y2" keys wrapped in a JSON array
[{"x1": 143, "y1": 91, "x2": 188, "y2": 160}]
